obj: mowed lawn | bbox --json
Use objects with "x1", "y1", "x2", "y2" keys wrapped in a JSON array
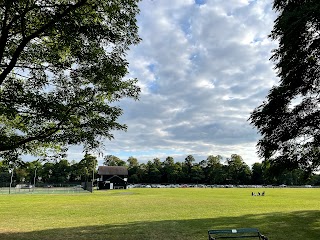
[{"x1": 0, "y1": 188, "x2": 319, "y2": 240}]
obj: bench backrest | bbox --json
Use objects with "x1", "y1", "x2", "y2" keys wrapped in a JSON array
[{"x1": 208, "y1": 228, "x2": 263, "y2": 240}]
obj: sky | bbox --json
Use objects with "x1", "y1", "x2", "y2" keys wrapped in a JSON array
[{"x1": 70, "y1": 0, "x2": 280, "y2": 166}]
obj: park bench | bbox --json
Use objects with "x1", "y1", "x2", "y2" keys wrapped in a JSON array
[{"x1": 208, "y1": 228, "x2": 268, "y2": 240}]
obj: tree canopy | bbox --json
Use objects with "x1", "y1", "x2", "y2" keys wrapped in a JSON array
[
  {"x1": 103, "y1": 154, "x2": 126, "y2": 166},
  {"x1": 2, "y1": 153, "x2": 320, "y2": 186},
  {"x1": 0, "y1": 0, "x2": 141, "y2": 160},
  {"x1": 250, "y1": 0, "x2": 320, "y2": 173}
]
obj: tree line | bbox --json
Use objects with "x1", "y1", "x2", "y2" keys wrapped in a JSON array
[{"x1": 1, "y1": 153, "x2": 320, "y2": 187}]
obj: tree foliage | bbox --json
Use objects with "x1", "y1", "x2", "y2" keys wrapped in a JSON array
[
  {"x1": 226, "y1": 154, "x2": 251, "y2": 185},
  {"x1": 103, "y1": 154, "x2": 126, "y2": 166},
  {"x1": 0, "y1": 0, "x2": 141, "y2": 159},
  {"x1": 78, "y1": 153, "x2": 97, "y2": 181},
  {"x1": 250, "y1": 0, "x2": 320, "y2": 173},
  {"x1": 2, "y1": 153, "x2": 320, "y2": 186}
]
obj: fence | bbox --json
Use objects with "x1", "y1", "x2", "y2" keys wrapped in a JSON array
[{"x1": 0, "y1": 183, "x2": 91, "y2": 194}]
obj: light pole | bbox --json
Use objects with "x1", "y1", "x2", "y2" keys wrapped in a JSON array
[
  {"x1": 92, "y1": 166, "x2": 94, "y2": 192},
  {"x1": 91, "y1": 159, "x2": 97, "y2": 193},
  {"x1": 33, "y1": 167, "x2": 37, "y2": 190},
  {"x1": 9, "y1": 168, "x2": 13, "y2": 194}
]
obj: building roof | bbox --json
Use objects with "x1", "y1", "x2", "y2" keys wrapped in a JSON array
[{"x1": 98, "y1": 166, "x2": 128, "y2": 176}]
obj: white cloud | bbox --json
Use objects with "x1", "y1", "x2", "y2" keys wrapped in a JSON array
[{"x1": 64, "y1": 0, "x2": 279, "y2": 166}]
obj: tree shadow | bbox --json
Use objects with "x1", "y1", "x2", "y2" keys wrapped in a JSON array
[{"x1": 0, "y1": 210, "x2": 319, "y2": 240}]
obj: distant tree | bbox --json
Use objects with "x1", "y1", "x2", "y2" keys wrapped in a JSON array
[
  {"x1": 310, "y1": 174, "x2": 320, "y2": 186},
  {"x1": 183, "y1": 155, "x2": 195, "y2": 182},
  {"x1": 69, "y1": 161, "x2": 81, "y2": 182},
  {"x1": 173, "y1": 162, "x2": 183, "y2": 184},
  {"x1": 205, "y1": 155, "x2": 225, "y2": 184},
  {"x1": 52, "y1": 159, "x2": 71, "y2": 183},
  {"x1": 42, "y1": 162, "x2": 54, "y2": 183},
  {"x1": 127, "y1": 156, "x2": 139, "y2": 168},
  {"x1": 0, "y1": 160, "x2": 10, "y2": 184},
  {"x1": 14, "y1": 167, "x2": 28, "y2": 183},
  {"x1": 226, "y1": 154, "x2": 251, "y2": 185},
  {"x1": 1, "y1": 154, "x2": 24, "y2": 185},
  {"x1": 103, "y1": 155, "x2": 126, "y2": 166},
  {"x1": 250, "y1": 0, "x2": 320, "y2": 174},
  {"x1": 0, "y1": 0, "x2": 141, "y2": 161},
  {"x1": 146, "y1": 160, "x2": 161, "y2": 183},
  {"x1": 24, "y1": 160, "x2": 42, "y2": 184},
  {"x1": 127, "y1": 156, "x2": 139, "y2": 183},
  {"x1": 78, "y1": 153, "x2": 97, "y2": 182},
  {"x1": 277, "y1": 169, "x2": 304, "y2": 186},
  {"x1": 164, "y1": 156, "x2": 174, "y2": 166},
  {"x1": 163, "y1": 156, "x2": 182, "y2": 183},
  {"x1": 162, "y1": 156, "x2": 173, "y2": 183},
  {"x1": 190, "y1": 164, "x2": 205, "y2": 184},
  {"x1": 185, "y1": 155, "x2": 195, "y2": 168},
  {"x1": 153, "y1": 158, "x2": 162, "y2": 169},
  {"x1": 251, "y1": 162, "x2": 264, "y2": 185},
  {"x1": 137, "y1": 163, "x2": 148, "y2": 183},
  {"x1": 152, "y1": 158, "x2": 164, "y2": 182}
]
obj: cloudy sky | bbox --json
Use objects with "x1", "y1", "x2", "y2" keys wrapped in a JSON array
[{"x1": 72, "y1": 0, "x2": 280, "y2": 166}]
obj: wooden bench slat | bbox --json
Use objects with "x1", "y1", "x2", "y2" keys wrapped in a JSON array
[{"x1": 208, "y1": 228, "x2": 268, "y2": 240}]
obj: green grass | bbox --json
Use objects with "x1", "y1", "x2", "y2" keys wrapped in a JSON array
[{"x1": 0, "y1": 188, "x2": 319, "y2": 239}]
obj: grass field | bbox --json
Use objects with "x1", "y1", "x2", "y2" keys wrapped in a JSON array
[{"x1": 0, "y1": 188, "x2": 319, "y2": 239}]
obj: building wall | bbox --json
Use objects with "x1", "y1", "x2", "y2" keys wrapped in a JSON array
[{"x1": 98, "y1": 175, "x2": 127, "y2": 190}]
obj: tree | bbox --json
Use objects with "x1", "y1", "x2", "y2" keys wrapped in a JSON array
[
  {"x1": 24, "y1": 160, "x2": 42, "y2": 184},
  {"x1": 182, "y1": 155, "x2": 196, "y2": 183},
  {"x1": 42, "y1": 162, "x2": 55, "y2": 183},
  {"x1": 145, "y1": 160, "x2": 161, "y2": 183},
  {"x1": 190, "y1": 164, "x2": 205, "y2": 184},
  {"x1": 0, "y1": 160, "x2": 11, "y2": 184},
  {"x1": 103, "y1": 155, "x2": 126, "y2": 166},
  {"x1": 78, "y1": 153, "x2": 97, "y2": 182},
  {"x1": 251, "y1": 162, "x2": 264, "y2": 185},
  {"x1": 163, "y1": 156, "x2": 182, "y2": 184},
  {"x1": 69, "y1": 160, "x2": 81, "y2": 182},
  {"x1": 153, "y1": 158, "x2": 162, "y2": 170},
  {"x1": 277, "y1": 169, "x2": 304, "y2": 186},
  {"x1": 226, "y1": 154, "x2": 251, "y2": 185},
  {"x1": 52, "y1": 159, "x2": 71, "y2": 183},
  {"x1": 172, "y1": 162, "x2": 183, "y2": 183},
  {"x1": 162, "y1": 156, "x2": 174, "y2": 183},
  {"x1": 127, "y1": 156, "x2": 139, "y2": 168},
  {"x1": 185, "y1": 155, "x2": 195, "y2": 168},
  {"x1": 249, "y1": 0, "x2": 320, "y2": 173},
  {"x1": 205, "y1": 155, "x2": 225, "y2": 184},
  {"x1": 0, "y1": 0, "x2": 141, "y2": 160},
  {"x1": 127, "y1": 156, "x2": 139, "y2": 183}
]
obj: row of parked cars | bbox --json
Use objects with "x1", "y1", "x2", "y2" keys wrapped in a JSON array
[
  {"x1": 127, "y1": 184, "x2": 315, "y2": 188},
  {"x1": 15, "y1": 184, "x2": 34, "y2": 189},
  {"x1": 128, "y1": 184, "x2": 244, "y2": 188}
]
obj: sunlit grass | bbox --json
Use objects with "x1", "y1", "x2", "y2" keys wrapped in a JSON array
[{"x1": 0, "y1": 188, "x2": 319, "y2": 239}]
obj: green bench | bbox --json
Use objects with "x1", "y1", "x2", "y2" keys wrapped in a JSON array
[{"x1": 208, "y1": 228, "x2": 268, "y2": 240}]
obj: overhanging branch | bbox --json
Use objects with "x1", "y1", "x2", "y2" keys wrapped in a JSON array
[{"x1": 0, "y1": 0, "x2": 88, "y2": 86}]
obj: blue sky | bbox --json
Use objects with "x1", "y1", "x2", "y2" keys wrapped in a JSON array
[{"x1": 65, "y1": 0, "x2": 279, "y2": 166}]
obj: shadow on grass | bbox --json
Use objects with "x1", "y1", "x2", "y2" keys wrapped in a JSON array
[{"x1": 1, "y1": 210, "x2": 319, "y2": 240}]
